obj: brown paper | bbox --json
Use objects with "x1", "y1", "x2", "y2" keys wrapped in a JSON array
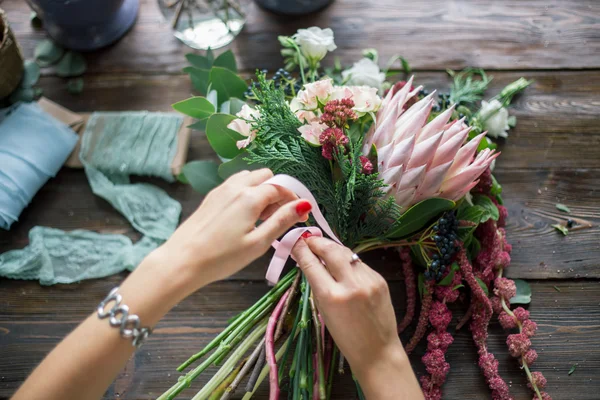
[{"x1": 37, "y1": 97, "x2": 191, "y2": 176}]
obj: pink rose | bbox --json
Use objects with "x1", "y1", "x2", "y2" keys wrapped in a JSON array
[
  {"x1": 226, "y1": 105, "x2": 260, "y2": 149},
  {"x1": 296, "y1": 78, "x2": 334, "y2": 109},
  {"x1": 330, "y1": 85, "x2": 382, "y2": 115},
  {"x1": 297, "y1": 121, "x2": 328, "y2": 146},
  {"x1": 290, "y1": 97, "x2": 319, "y2": 123}
]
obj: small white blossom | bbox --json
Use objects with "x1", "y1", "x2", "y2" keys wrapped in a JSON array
[
  {"x1": 341, "y1": 58, "x2": 385, "y2": 90},
  {"x1": 330, "y1": 85, "x2": 382, "y2": 115},
  {"x1": 479, "y1": 99, "x2": 510, "y2": 139},
  {"x1": 293, "y1": 27, "x2": 337, "y2": 64}
]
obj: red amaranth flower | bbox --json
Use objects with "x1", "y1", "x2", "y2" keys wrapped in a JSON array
[
  {"x1": 513, "y1": 307, "x2": 530, "y2": 323},
  {"x1": 359, "y1": 156, "x2": 373, "y2": 175},
  {"x1": 429, "y1": 301, "x2": 452, "y2": 331},
  {"x1": 473, "y1": 167, "x2": 493, "y2": 194},
  {"x1": 478, "y1": 353, "x2": 499, "y2": 381},
  {"x1": 427, "y1": 331, "x2": 454, "y2": 352},
  {"x1": 497, "y1": 251, "x2": 511, "y2": 269},
  {"x1": 522, "y1": 319, "x2": 538, "y2": 337},
  {"x1": 523, "y1": 349, "x2": 538, "y2": 366},
  {"x1": 537, "y1": 392, "x2": 552, "y2": 400},
  {"x1": 320, "y1": 98, "x2": 357, "y2": 128},
  {"x1": 507, "y1": 333, "x2": 531, "y2": 357},
  {"x1": 420, "y1": 376, "x2": 442, "y2": 400},
  {"x1": 406, "y1": 280, "x2": 435, "y2": 353},
  {"x1": 489, "y1": 376, "x2": 511, "y2": 400},
  {"x1": 494, "y1": 277, "x2": 517, "y2": 299},
  {"x1": 491, "y1": 296, "x2": 504, "y2": 314},
  {"x1": 528, "y1": 371, "x2": 547, "y2": 390},
  {"x1": 498, "y1": 311, "x2": 518, "y2": 330},
  {"x1": 319, "y1": 127, "x2": 349, "y2": 160},
  {"x1": 397, "y1": 248, "x2": 416, "y2": 334},
  {"x1": 422, "y1": 349, "x2": 450, "y2": 385}
]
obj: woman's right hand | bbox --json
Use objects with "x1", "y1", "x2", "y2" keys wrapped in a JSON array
[{"x1": 292, "y1": 236, "x2": 424, "y2": 400}]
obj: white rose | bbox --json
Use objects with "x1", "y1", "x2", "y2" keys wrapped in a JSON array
[
  {"x1": 341, "y1": 58, "x2": 385, "y2": 90},
  {"x1": 227, "y1": 104, "x2": 260, "y2": 149},
  {"x1": 293, "y1": 27, "x2": 337, "y2": 63},
  {"x1": 479, "y1": 99, "x2": 510, "y2": 139},
  {"x1": 294, "y1": 78, "x2": 333, "y2": 110},
  {"x1": 298, "y1": 121, "x2": 327, "y2": 146},
  {"x1": 330, "y1": 85, "x2": 382, "y2": 115}
]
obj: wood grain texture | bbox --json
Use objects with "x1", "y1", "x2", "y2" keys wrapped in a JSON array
[
  {"x1": 1, "y1": 277, "x2": 598, "y2": 399},
  {"x1": 2, "y1": 0, "x2": 600, "y2": 73}
]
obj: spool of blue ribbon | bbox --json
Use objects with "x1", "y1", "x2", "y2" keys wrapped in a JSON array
[{"x1": 0, "y1": 102, "x2": 79, "y2": 229}]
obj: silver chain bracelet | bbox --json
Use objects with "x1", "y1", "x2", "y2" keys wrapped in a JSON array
[{"x1": 97, "y1": 287, "x2": 152, "y2": 348}]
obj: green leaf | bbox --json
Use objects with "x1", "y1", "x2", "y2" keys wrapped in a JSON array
[
  {"x1": 437, "y1": 269, "x2": 455, "y2": 286},
  {"x1": 183, "y1": 66, "x2": 210, "y2": 95},
  {"x1": 206, "y1": 48, "x2": 214, "y2": 64},
  {"x1": 218, "y1": 153, "x2": 264, "y2": 180},
  {"x1": 386, "y1": 198, "x2": 456, "y2": 239},
  {"x1": 400, "y1": 57, "x2": 411, "y2": 74},
  {"x1": 172, "y1": 97, "x2": 215, "y2": 120},
  {"x1": 552, "y1": 223, "x2": 569, "y2": 236},
  {"x1": 180, "y1": 160, "x2": 223, "y2": 195},
  {"x1": 21, "y1": 60, "x2": 40, "y2": 87},
  {"x1": 555, "y1": 203, "x2": 571, "y2": 213},
  {"x1": 205, "y1": 113, "x2": 245, "y2": 159},
  {"x1": 410, "y1": 245, "x2": 427, "y2": 268},
  {"x1": 186, "y1": 53, "x2": 213, "y2": 70},
  {"x1": 55, "y1": 51, "x2": 86, "y2": 77},
  {"x1": 457, "y1": 204, "x2": 485, "y2": 241},
  {"x1": 452, "y1": 284, "x2": 465, "y2": 291},
  {"x1": 568, "y1": 364, "x2": 577, "y2": 376},
  {"x1": 418, "y1": 273, "x2": 425, "y2": 299},
  {"x1": 213, "y1": 50, "x2": 237, "y2": 72},
  {"x1": 188, "y1": 120, "x2": 207, "y2": 131},
  {"x1": 34, "y1": 39, "x2": 64, "y2": 66},
  {"x1": 176, "y1": 171, "x2": 189, "y2": 184},
  {"x1": 228, "y1": 98, "x2": 246, "y2": 116},
  {"x1": 209, "y1": 67, "x2": 247, "y2": 105},
  {"x1": 473, "y1": 195, "x2": 499, "y2": 222},
  {"x1": 509, "y1": 279, "x2": 532, "y2": 304},
  {"x1": 467, "y1": 236, "x2": 481, "y2": 259},
  {"x1": 66, "y1": 78, "x2": 84, "y2": 94},
  {"x1": 475, "y1": 277, "x2": 489, "y2": 296},
  {"x1": 553, "y1": 285, "x2": 561, "y2": 292}
]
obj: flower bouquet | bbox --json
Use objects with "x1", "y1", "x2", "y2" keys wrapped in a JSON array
[{"x1": 161, "y1": 27, "x2": 547, "y2": 400}]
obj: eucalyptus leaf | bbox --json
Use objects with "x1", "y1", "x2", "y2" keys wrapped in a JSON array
[
  {"x1": 509, "y1": 279, "x2": 532, "y2": 304},
  {"x1": 386, "y1": 198, "x2": 456, "y2": 239},
  {"x1": 66, "y1": 78, "x2": 84, "y2": 94},
  {"x1": 172, "y1": 97, "x2": 215, "y2": 120},
  {"x1": 437, "y1": 269, "x2": 455, "y2": 286},
  {"x1": 552, "y1": 223, "x2": 569, "y2": 236},
  {"x1": 475, "y1": 277, "x2": 489, "y2": 296},
  {"x1": 180, "y1": 160, "x2": 223, "y2": 195},
  {"x1": 473, "y1": 195, "x2": 499, "y2": 222},
  {"x1": 183, "y1": 66, "x2": 210, "y2": 95},
  {"x1": 213, "y1": 50, "x2": 237, "y2": 72},
  {"x1": 228, "y1": 98, "x2": 246, "y2": 116},
  {"x1": 205, "y1": 113, "x2": 245, "y2": 159},
  {"x1": 176, "y1": 172, "x2": 189, "y2": 184},
  {"x1": 188, "y1": 120, "x2": 207, "y2": 131},
  {"x1": 555, "y1": 203, "x2": 571, "y2": 213},
  {"x1": 206, "y1": 89, "x2": 218, "y2": 109},
  {"x1": 21, "y1": 60, "x2": 40, "y2": 88},
  {"x1": 218, "y1": 153, "x2": 264, "y2": 180},
  {"x1": 186, "y1": 53, "x2": 212, "y2": 70},
  {"x1": 55, "y1": 51, "x2": 86, "y2": 77},
  {"x1": 209, "y1": 67, "x2": 247, "y2": 105},
  {"x1": 34, "y1": 39, "x2": 64, "y2": 66}
]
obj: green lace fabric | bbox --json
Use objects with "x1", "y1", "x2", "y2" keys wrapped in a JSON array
[{"x1": 0, "y1": 112, "x2": 183, "y2": 285}]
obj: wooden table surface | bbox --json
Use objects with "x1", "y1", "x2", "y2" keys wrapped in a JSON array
[{"x1": 1, "y1": 1, "x2": 599, "y2": 399}]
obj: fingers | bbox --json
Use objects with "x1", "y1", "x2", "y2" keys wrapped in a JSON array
[
  {"x1": 247, "y1": 199, "x2": 310, "y2": 246},
  {"x1": 292, "y1": 238, "x2": 336, "y2": 295},
  {"x1": 227, "y1": 168, "x2": 273, "y2": 187},
  {"x1": 304, "y1": 237, "x2": 355, "y2": 281},
  {"x1": 249, "y1": 185, "x2": 299, "y2": 220}
]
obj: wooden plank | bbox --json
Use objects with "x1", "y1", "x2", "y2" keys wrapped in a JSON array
[
  {"x1": 3, "y1": 0, "x2": 600, "y2": 73},
  {"x1": 1, "y1": 277, "x2": 598, "y2": 399}
]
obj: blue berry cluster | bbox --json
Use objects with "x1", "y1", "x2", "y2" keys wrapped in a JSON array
[
  {"x1": 425, "y1": 211, "x2": 460, "y2": 281},
  {"x1": 245, "y1": 68, "x2": 301, "y2": 99}
]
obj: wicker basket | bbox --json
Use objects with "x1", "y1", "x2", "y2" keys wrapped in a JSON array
[{"x1": 0, "y1": 9, "x2": 24, "y2": 100}]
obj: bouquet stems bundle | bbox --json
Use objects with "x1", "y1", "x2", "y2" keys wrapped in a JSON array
[{"x1": 163, "y1": 27, "x2": 549, "y2": 400}]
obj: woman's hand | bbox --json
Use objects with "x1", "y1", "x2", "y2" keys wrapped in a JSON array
[
  {"x1": 292, "y1": 236, "x2": 423, "y2": 400},
  {"x1": 160, "y1": 168, "x2": 311, "y2": 292}
]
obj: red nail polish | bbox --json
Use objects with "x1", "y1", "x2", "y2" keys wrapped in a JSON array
[
  {"x1": 301, "y1": 231, "x2": 313, "y2": 239},
  {"x1": 295, "y1": 200, "x2": 312, "y2": 216}
]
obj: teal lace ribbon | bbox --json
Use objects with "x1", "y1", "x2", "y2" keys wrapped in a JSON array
[{"x1": 0, "y1": 111, "x2": 183, "y2": 285}]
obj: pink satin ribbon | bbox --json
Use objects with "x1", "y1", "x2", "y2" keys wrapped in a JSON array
[{"x1": 262, "y1": 174, "x2": 342, "y2": 285}]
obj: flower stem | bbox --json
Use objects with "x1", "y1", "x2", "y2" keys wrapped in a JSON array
[
  {"x1": 266, "y1": 290, "x2": 291, "y2": 400},
  {"x1": 310, "y1": 296, "x2": 327, "y2": 399}
]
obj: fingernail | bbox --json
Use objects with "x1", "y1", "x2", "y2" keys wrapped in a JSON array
[
  {"x1": 301, "y1": 231, "x2": 313, "y2": 239},
  {"x1": 295, "y1": 200, "x2": 312, "y2": 216}
]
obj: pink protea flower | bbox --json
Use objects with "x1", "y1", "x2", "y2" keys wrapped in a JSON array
[
  {"x1": 494, "y1": 277, "x2": 517, "y2": 299},
  {"x1": 362, "y1": 76, "x2": 499, "y2": 209},
  {"x1": 498, "y1": 311, "x2": 518, "y2": 330},
  {"x1": 523, "y1": 349, "x2": 538, "y2": 366},
  {"x1": 528, "y1": 371, "x2": 547, "y2": 390},
  {"x1": 522, "y1": 319, "x2": 538, "y2": 337},
  {"x1": 507, "y1": 333, "x2": 531, "y2": 357}
]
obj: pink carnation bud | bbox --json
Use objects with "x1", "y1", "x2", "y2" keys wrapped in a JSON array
[
  {"x1": 429, "y1": 301, "x2": 452, "y2": 331},
  {"x1": 498, "y1": 311, "x2": 518, "y2": 330},
  {"x1": 523, "y1": 349, "x2": 538, "y2": 366},
  {"x1": 513, "y1": 307, "x2": 530, "y2": 323},
  {"x1": 494, "y1": 277, "x2": 517, "y2": 299},
  {"x1": 507, "y1": 333, "x2": 531, "y2": 357},
  {"x1": 491, "y1": 296, "x2": 504, "y2": 314},
  {"x1": 522, "y1": 319, "x2": 538, "y2": 337},
  {"x1": 427, "y1": 331, "x2": 454, "y2": 352}
]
